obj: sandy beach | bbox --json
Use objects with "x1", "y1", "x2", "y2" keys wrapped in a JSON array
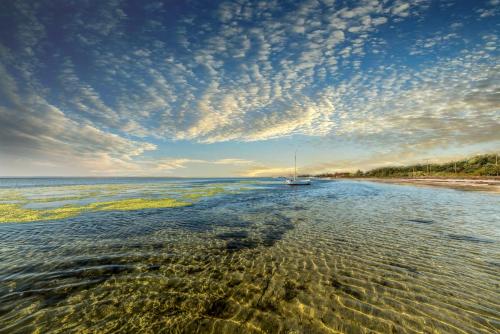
[{"x1": 357, "y1": 177, "x2": 500, "y2": 194}]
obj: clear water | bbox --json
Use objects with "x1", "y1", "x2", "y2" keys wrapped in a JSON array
[{"x1": 0, "y1": 178, "x2": 499, "y2": 333}]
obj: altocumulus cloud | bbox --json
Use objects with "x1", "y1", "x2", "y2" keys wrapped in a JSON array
[
  {"x1": 0, "y1": 0, "x2": 498, "y2": 175},
  {"x1": 0, "y1": 64, "x2": 157, "y2": 174}
]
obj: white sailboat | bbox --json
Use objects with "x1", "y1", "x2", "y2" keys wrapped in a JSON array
[{"x1": 286, "y1": 151, "x2": 311, "y2": 185}]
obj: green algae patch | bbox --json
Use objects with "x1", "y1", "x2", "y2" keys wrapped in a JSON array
[
  {"x1": 182, "y1": 187, "x2": 227, "y2": 200},
  {"x1": 29, "y1": 194, "x2": 99, "y2": 203},
  {"x1": 0, "y1": 198, "x2": 191, "y2": 223},
  {"x1": 0, "y1": 190, "x2": 26, "y2": 203},
  {"x1": 0, "y1": 204, "x2": 82, "y2": 223},
  {"x1": 88, "y1": 198, "x2": 191, "y2": 211},
  {"x1": 0, "y1": 182, "x2": 253, "y2": 223}
]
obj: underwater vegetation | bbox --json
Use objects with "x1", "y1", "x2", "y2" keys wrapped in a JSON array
[
  {"x1": 0, "y1": 198, "x2": 191, "y2": 223},
  {"x1": 87, "y1": 198, "x2": 191, "y2": 211},
  {"x1": 181, "y1": 187, "x2": 227, "y2": 200},
  {"x1": 0, "y1": 203, "x2": 83, "y2": 223},
  {"x1": 0, "y1": 183, "x2": 246, "y2": 223}
]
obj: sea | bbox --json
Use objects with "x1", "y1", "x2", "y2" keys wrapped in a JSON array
[{"x1": 0, "y1": 178, "x2": 498, "y2": 333}]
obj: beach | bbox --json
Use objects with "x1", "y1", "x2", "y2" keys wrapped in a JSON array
[{"x1": 357, "y1": 177, "x2": 500, "y2": 194}]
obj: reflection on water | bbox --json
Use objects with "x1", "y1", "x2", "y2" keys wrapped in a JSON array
[{"x1": 0, "y1": 178, "x2": 499, "y2": 333}]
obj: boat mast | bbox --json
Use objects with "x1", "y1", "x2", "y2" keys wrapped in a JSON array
[{"x1": 294, "y1": 150, "x2": 297, "y2": 181}]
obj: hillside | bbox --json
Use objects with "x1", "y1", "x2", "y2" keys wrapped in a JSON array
[{"x1": 314, "y1": 154, "x2": 500, "y2": 178}]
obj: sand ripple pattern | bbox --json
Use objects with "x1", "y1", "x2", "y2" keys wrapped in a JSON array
[{"x1": 0, "y1": 179, "x2": 499, "y2": 333}]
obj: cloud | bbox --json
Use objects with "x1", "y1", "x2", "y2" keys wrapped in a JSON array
[
  {"x1": 317, "y1": 45, "x2": 500, "y2": 158},
  {"x1": 110, "y1": 157, "x2": 257, "y2": 176},
  {"x1": 148, "y1": 158, "x2": 255, "y2": 170},
  {"x1": 0, "y1": 0, "x2": 498, "y2": 176},
  {"x1": 372, "y1": 17, "x2": 388, "y2": 25},
  {"x1": 240, "y1": 166, "x2": 294, "y2": 177},
  {"x1": 409, "y1": 32, "x2": 460, "y2": 55},
  {"x1": 0, "y1": 64, "x2": 156, "y2": 175},
  {"x1": 2, "y1": 0, "x2": 433, "y2": 146},
  {"x1": 212, "y1": 158, "x2": 254, "y2": 165},
  {"x1": 475, "y1": 0, "x2": 500, "y2": 18},
  {"x1": 392, "y1": 2, "x2": 410, "y2": 16}
]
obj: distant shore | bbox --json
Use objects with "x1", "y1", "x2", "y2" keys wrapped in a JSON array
[{"x1": 348, "y1": 177, "x2": 500, "y2": 193}]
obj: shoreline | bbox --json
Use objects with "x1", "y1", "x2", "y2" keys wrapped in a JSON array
[{"x1": 345, "y1": 177, "x2": 500, "y2": 194}]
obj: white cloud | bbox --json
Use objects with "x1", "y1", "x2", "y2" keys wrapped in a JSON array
[
  {"x1": 392, "y1": 3, "x2": 410, "y2": 16},
  {"x1": 372, "y1": 17, "x2": 388, "y2": 26},
  {"x1": 65, "y1": 0, "x2": 431, "y2": 145},
  {"x1": 240, "y1": 166, "x2": 293, "y2": 177},
  {"x1": 0, "y1": 0, "x2": 497, "y2": 176},
  {"x1": 122, "y1": 157, "x2": 257, "y2": 175},
  {"x1": 318, "y1": 47, "x2": 500, "y2": 155},
  {"x1": 409, "y1": 32, "x2": 460, "y2": 55},
  {"x1": 0, "y1": 64, "x2": 156, "y2": 175},
  {"x1": 476, "y1": 0, "x2": 500, "y2": 18},
  {"x1": 212, "y1": 158, "x2": 254, "y2": 165}
]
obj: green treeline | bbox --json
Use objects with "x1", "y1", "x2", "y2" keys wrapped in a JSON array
[{"x1": 313, "y1": 154, "x2": 500, "y2": 178}]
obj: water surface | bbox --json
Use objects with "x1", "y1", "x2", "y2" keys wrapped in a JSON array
[{"x1": 0, "y1": 178, "x2": 499, "y2": 333}]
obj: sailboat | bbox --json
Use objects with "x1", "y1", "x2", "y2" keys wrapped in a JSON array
[{"x1": 286, "y1": 151, "x2": 311, "y2": 185}]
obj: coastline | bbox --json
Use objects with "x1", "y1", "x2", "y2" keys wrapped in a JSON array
[{"x1": 347, "y1": 177, "x2": 500, "y2": 194}]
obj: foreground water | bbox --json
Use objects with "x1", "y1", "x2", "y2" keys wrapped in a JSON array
[{"x1": 0, "y1": 178, "x2": 498, "y2": 333}]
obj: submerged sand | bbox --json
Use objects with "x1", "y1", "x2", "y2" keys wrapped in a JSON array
[
  {"x1": 356, "y1": 177, "x2": 500, "y2": 193},
  {"x1": 1, "y1": 179, "x2": 499, "y2": 333}
]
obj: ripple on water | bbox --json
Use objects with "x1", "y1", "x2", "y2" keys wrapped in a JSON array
[{"x1": 0, "y1": 179, "x2": 499, "y2": 333}]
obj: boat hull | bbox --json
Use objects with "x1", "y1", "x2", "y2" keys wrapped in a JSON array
[{"x1": 286, "y1": 179, "x2": 311, "y2": 185}]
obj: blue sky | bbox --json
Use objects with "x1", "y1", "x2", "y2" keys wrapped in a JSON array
[{"x1": 0, "y1": 0, "x2": 498, "y2": 177}]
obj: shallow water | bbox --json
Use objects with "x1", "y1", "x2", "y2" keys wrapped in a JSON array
[{"x1": 0, "y1": 178, "x2": 499, "y2": 333}]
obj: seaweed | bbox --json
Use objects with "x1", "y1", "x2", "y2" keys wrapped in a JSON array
[
  {"x1": 225, "y1": 239, "x2": 258, "y2": 251},
  {"x1": 88, "y1": 198, "x2": 191, "y2": 211},
  {"x1": 204, "y1": 297, "x2": 235, "y2": 318},
  {"x1": 0, "y1": 183, "x2": 251, "y2": 223},
  {"x1": 0, "y1": 203, "x2": 82, "y2": 223},
  {"x1": 182, "y1": 187, "x2": 226, "y2": 200},
  {"x1": 0, "y1": 197, "x2": 191, "y2": 223},
  {"x1": 216, "y1": 231, "x2": 248, "y2": 240}
]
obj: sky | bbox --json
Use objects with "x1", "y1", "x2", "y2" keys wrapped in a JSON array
[{"x1": 0, "y1": 0, "x2": 498, "y2": 177}]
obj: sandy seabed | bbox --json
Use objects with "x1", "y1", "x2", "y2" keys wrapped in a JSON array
[{"x1": 1, "y1": 179, "x2": 499, "y2": 333}]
